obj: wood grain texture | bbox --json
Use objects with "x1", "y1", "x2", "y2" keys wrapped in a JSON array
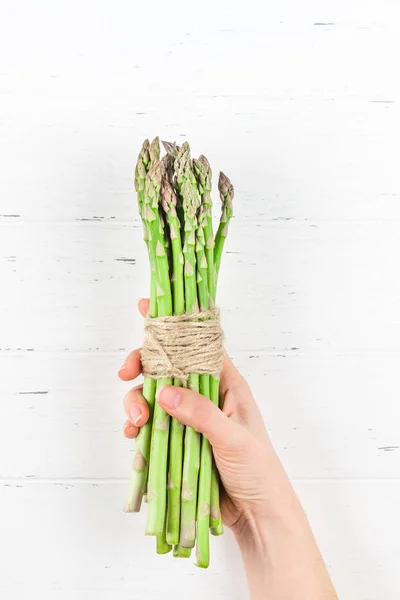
[
  {"x1": 1, "y1": 353, "x2": 399, "y2": 480},
  {"x1": 0, "y1": 481, "x2": 399, "y2": 600},
  {"x1": 1, "y1": 0, "x2": 399, "y2": 598}
]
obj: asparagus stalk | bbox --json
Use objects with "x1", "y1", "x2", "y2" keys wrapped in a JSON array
[
  {"x1": 124, "y1": 138, "x2": 158, "y2": 513},
  {"x1": 214, "y1": 172, "x2": 234, "y2": 285},
  {"x1": 156, "y1": 519, "x2": 172, "y2": 555},
  {"x1": 209, "y1": 172, "x2": 234, "y2": 535},
  {"x1": 173, "y1": 545, "x2": 192, "y2": 559},
  {"x1": 175, "y1": 143, "x2": 201, "y2": 549},
  {"x1": 134, "y1": 139, "x2": 150, "y2": 225},
  {"x1": 160, "y1": 175, "x2": 185, "y2": 545},
  {"x1": 193, "y1": 156, "x2": 224, "y2": 536},
  {"x1": 194, "y1": 204, "x2": 213, "y2": 568},
  {"x1": 195, "y1": 204, "x2": 208, "y2": 311},
  {"x1": 163, "y1": 141, "x2": 185, "y2": 233},
  {"x1": 135, "y1": 139, "x2": 156, "y2": 320},
  {"x1": 209, "y1": 172, "x2": 235, "y2": 535},
  {"x1": 148, "y1": 146, "x2": 174, "y2": 551},
  {"x1": 146, "y1": 135, "x2": 161, "y2": 322},
  {"x1": 193, "y1": 155, "x2": 215, "y2": 308},
  {"x1": 209, "y1": 378, "x2": 223, "y2": 536},
  {"x1": 144, "y1": 159, "x2": 174, "y2": 536}
]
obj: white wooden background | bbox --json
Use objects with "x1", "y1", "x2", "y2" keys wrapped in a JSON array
[{"x1": 1, "y1": 1, "x2": 399, "y2": 598}]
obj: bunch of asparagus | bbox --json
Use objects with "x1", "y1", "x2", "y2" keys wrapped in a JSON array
[{"x1": 125, "y1": 137, "x2": 234, "y2": 568}]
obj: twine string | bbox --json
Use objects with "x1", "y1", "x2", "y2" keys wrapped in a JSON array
[{"x1": 140, "y1": 309, "x2": 224, "y2": 385}]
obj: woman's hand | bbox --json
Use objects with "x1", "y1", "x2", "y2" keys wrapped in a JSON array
[
  {"x1": 119, "y1": 298, "x2": 338, "y2": 600},
  {"x1": 118, "y1": 298, "x2": 291, "y2": 532}
]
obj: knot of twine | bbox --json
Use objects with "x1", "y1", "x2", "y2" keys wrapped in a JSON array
[{"x1": 140, "y1": 309, "x2": 224, "y2": 385}]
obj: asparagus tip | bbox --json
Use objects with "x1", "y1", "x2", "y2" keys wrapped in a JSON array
[
  {"x1": 161, "y1": 153, "x2": 175, "y2": 178},
  {"x1": 218, "y1": 171, "x2": 233, "y2": 195},
  {"x1": 162, "y1": 140, "x2": 180, "y2": 156},
  {"x1": 149, "y1": 137, "x2": 161, "y2": 163},
  {"x1": 180, "y1": 140, "x2": 190, "y2": 153}
]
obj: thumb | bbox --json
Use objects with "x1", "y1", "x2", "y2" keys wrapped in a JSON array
[{"x1": 156, "y1": 385, "x2": 247, "y2": 451}]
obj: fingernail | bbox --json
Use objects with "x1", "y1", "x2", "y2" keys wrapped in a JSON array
[
  {"x1": 157, "y1": 386, "x2": 181, "y2": 410},
  {"x1": 130, "y1": 405, "x2": 142, "y2": 426}
]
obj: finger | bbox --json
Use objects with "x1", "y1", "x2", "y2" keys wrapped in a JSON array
[
  {"x1": 123, "y1": 419, "x2": 139, "y2": 439},
  {"x1": 138, "y1": 297, "x2": 150, "y2": 318},
  {"x1": 221, "y1": 386, "x2": 241, "y2": 420},
  {"x1": 118, "y1": 348, "x2": 142, "y2": 381},
  {"x1": 219, "y1": 350, "x2": 248, "y2": 397},
  {"x1": 218, "y1": 350, "x2": 256, "y2": 420},
  {"x1": 219, "y1": 361, "x2": 266, "y2": 438},
  {"x1": 156, "y1": 385, "x2": 249, "y2": 451},
  {"x1": 123, "y1": 385, "x2": 150, "y2": 427}
]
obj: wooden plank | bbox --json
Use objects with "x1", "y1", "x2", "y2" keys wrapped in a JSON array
[
  {"x1": 0, "y1": 480, "x2": 398, "y2": 599},
  {"x1": 1, "y1": 353, "x2": 399, "y2": 479},
  {"x1": 1, "y1": 5, "x2": 399, "y2": 224},
  {"x1": 0, "y1": 482, "x2": 247, "y2": 600},
  {"x1": 1, "y1": 220, "x2": 400, "y2": 353}
]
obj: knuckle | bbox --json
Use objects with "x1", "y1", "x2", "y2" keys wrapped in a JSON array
[{"x1": 132, "y1": 385, "x2": 144, "y2": 400}]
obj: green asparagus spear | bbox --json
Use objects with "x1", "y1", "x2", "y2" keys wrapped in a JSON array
[
  {"x1": 156, "y1": 518, "x2": 172, "y2": 555},
  {"x1": 193, "y1": 155, "x2": 224, "y2": 536},
  {"x1": 175, "y1": 143, "x2": 201, "y2": 548},
  {"x1": 214, "y1": 171, "x2": 234, "y2": 284},
  {"x1": 194, "y1": 204, "x2": 212, "y2": 567},
  {"x1": 144, "y1": 158, "x2": 174, "y2": 536},
  {"x1": 124, "y1": 138, "x2": 158, "y2": 513},
  {"x1": 161, "y1": 174, "x2": 185, "y2": 545},
  {"x1": 193, "y1": 155, "x2": 215, "y2": 308},
  {"x1": 173, "y1": 545, "x2": 192, "y2": 559},
  {"x1": 210, "y1": 171, "x2": 234, "y2": 535}
]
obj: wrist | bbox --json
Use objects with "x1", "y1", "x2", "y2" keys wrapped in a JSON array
[
  {"x1": 233, "y1": 469, "x2": 310, "y2": 552},
  {"x1": 234, "y1": 494, "x2": 310, "y2": 560},
  {"x1": 233, "y1": 494, "x2": 336, "y2": 600}
]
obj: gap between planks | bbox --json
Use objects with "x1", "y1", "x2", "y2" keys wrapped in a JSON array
[
  {"x1": 2, "y1": 350, "x2": 400, "y2": 358},
  {"x1": 2, "y1": 477, "x2": 400, "y2": 485},
  {"x1": 1, "y1": 217, "x2": 400, "y2": 227}
]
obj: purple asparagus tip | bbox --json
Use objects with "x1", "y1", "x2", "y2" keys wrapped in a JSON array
[{"x1": 162, "y1": 140, "x2": 180, "y2": 156}]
